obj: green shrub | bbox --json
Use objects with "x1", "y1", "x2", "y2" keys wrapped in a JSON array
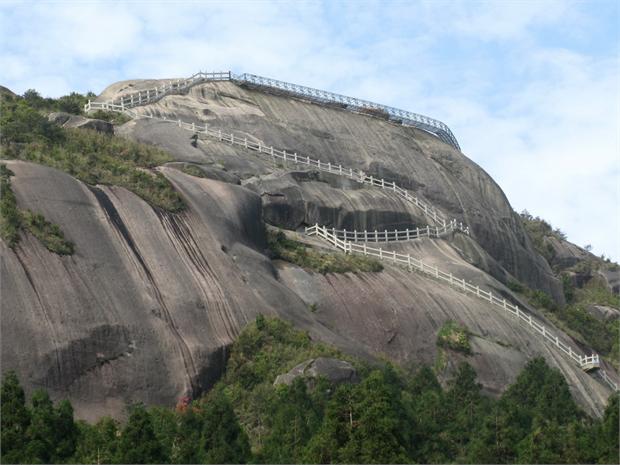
[
  {"x1": 529, "y1": 289, "x2": 557, "y2": 311},
  {"x1": 436, "y1": 320, "x2": 471, "y2": 354},
  {"x1": 88, "y1": 110, "x2": 131, "y2": 125},
  {"x1": 267, "y1": 230, "x2": 383, "y2": 274},
  {"x1": 21, "y1": 210, "x2": 74, "y2": 255},
  {"x1": 507, "y1": 279, "x2": 525, "y2": 293}
]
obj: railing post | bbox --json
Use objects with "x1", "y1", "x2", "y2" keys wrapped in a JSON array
[
  {"x1": 375, "y1": 230, "x2": 378, "y2": 243},
  {"x1": 406, "y1": 228, "x2": 410, "y2": 240},
  {"x1": 385, "y1": 230, "x2": 388, "y2": 243},
  {"x1": 363, "y1": 243, "x2": 367, "y2": 255},
  {"x1": 354, "y1": 230, "x2": 357, "y2": 242},
  {"x1": 364, "y1": 230, "x2": 367, "y2": 242},
  {"x1": 426, "y1": 225, "x2": 430, "y2": 236}
]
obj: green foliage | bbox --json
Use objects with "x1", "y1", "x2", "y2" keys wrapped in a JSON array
[
  {"x1": 2, "y1": 329, "x2": 619, "y2": 464},
  {"x1": 87, "y1": 109, "x2": 132, "y2": 125},
  {"x1": 529, "y1": 289, "x2": 557, "y2": 311},
  {"x1": 1, "y1": 371, "x2": 31, "y2": 463},
  {"x1": 520, "y1": 210, "x2": 565, "y2": 263},
  {"x1": 1, "y1": 88, "x2": 184, "y2": 212},
  {"x1": 201, "y1": 387, "x2": 251, "y2": 463},
  {"x1": 436, "y1": 320, "x2": 471, "y2": 354},
  {"x1": 0, "y1": 164, "x2": 20, "y2": 247},
  {"x1": 117, "y1": 403, "x2": 164, "y2": 464},
  {"x1": 21, "y1": 210, "x2": 74, "y2": 255},
  {"x1": 267, "y1": 229, "x2": 383, "y2": 274}
]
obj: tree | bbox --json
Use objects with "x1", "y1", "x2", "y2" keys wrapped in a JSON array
[
  {"x1": 596, "y1": 393, "x2": 619, "y2": 463},
  {"x1": 116, "y1": 403, "x2": 165, "y2": 464},
  {"x1": 53, "y1": 399, "x2": 78, "y2": 461},
  {"x1": 261, "y1": 379, "x2": 320, "y2": 463},
  {"x1": 200, "y1": 388, "x2": 251, "y2": 464},
  {"x1": 1, "y1": 371, "x2": 31, "y2": 463},
  {"x1": 24, "y1": 389, "x2": 56, "y2": 463},
  {"x1": 73, "y1": 417, "x2": 120, "y2": 464}
]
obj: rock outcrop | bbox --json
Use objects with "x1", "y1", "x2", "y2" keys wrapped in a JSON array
[
  {"x1": 2, "y1": 77, "x2": 618, "y2": 420},
  {"x1": 48, "y1": 112, "x2": 113, "y2": 134},
  {"x1": 274, "y1": 358, "x2": 359, "y2": 386}
]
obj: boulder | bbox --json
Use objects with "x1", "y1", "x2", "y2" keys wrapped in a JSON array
[
  {"x1": 48, "y1": 112, "x2": 113, "y2": 134},
  {"x1": 274, "y1": 357, "x2": 359, "y2": 386},
  {"x1": 586, "y1": 305, "x2": 620, "y2": 322}
]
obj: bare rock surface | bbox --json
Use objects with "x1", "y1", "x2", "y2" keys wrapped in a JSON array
[
  {"x1": 1, "y1": 160, "x2": 370, "y2": 421},
  {"x1": 107, "y1": 80, "x2": 563, "y2": 304},
  {"x1": 274, "y1": 357, "x2": 359, "y2": 386}
]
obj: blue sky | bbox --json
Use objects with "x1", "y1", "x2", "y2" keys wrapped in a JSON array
[{"x1": 1, "y1": 0, "x2": 618, "y2": 260}]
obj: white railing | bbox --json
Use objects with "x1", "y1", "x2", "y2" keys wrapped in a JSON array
[
  {"x1": 328, "y1": 219, "x2": 469, "y2": 243},
  {"x1": 600, "y1": 369, "x2": 619, "y2": 391},
  {"x1": 87, "y1": 69, "x2": 460, "y2": 150},
  {"x1": 306, "y1": 224, "x2": 605, "y2": 375},
  {"x1": 85, "y1": 101, "x2": 460, "y2": 230},
  {"x1": 99, "y1": 71, "x2": 232, "y2": 110},
  {"x1": 234, "y1": 73, "x2": 461, "y2": 150}
]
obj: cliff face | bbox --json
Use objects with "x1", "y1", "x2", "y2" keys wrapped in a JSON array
[{"x1": 1, "y1": 78, "x2": 616, "y2": 419}]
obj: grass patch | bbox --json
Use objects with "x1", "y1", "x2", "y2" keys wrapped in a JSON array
[
  {"x1": 267, "y1": 229, "x2": 383, "y2": 274},
  {"x1": 0, "y1": 164, "x2": 74, "y2": 254},
  {"x1": 436, "y1": 320, "x2": 471, "y2": 354},
  {"x1": 21, "y1": 210, "x2": 74, "y2": 255},
  {"x1": 1, "y1": 90, "x2": 184, "y2": 212}
]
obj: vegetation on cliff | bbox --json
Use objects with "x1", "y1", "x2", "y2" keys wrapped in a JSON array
[
  {"x1": 1, "y1": 316, "x2": 618, "y2": 464},
  {"x1": 0, "y1": 164, "x2": 74, "y2": 254},
  {"x1": 436, "y1": 320, "x2": 471, "y2": 354},
  {"x1": 267, "y1": 230, "x2": 384, "y2": 274},
  {"x1": 0, "y1": 89, "x2": 184, "y2": 212},
  {"x1": 517, "y1": 212, "x2": 619, "y2": 367}
]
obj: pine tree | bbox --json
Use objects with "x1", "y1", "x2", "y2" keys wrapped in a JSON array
[
  {"x1": 201, "y1": 388, "x2": 251, "y2": 464},
  {"x1": 597, "y1": 393, "x2": 619, "y2": 463},
  {"x1": 261, "y1": 379, "x2": 320, "y2": 463},
  {"x1": 53, "y1": 399, "x2": 78, "y2": 462},
  {"x1": 24, "y1": 389, "x2": 56, "y2": 463},
  {"x1": 1, "y1": 371, "x2": 31, "y2": 463},
  {"x1": 116, "y1": 403, "x2": 165, "y2": 464},
  {"x1": 73, "y1": 417, "x2": 120, "y2": 464}
]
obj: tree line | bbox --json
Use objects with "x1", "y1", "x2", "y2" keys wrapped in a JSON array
[{"x1": 1, "y1": 317, "x2": 618, "y2": 464}]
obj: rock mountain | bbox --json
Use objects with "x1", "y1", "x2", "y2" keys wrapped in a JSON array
[{"x1": 1, "y1": 73, "x2": 618, "y2": 420}]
